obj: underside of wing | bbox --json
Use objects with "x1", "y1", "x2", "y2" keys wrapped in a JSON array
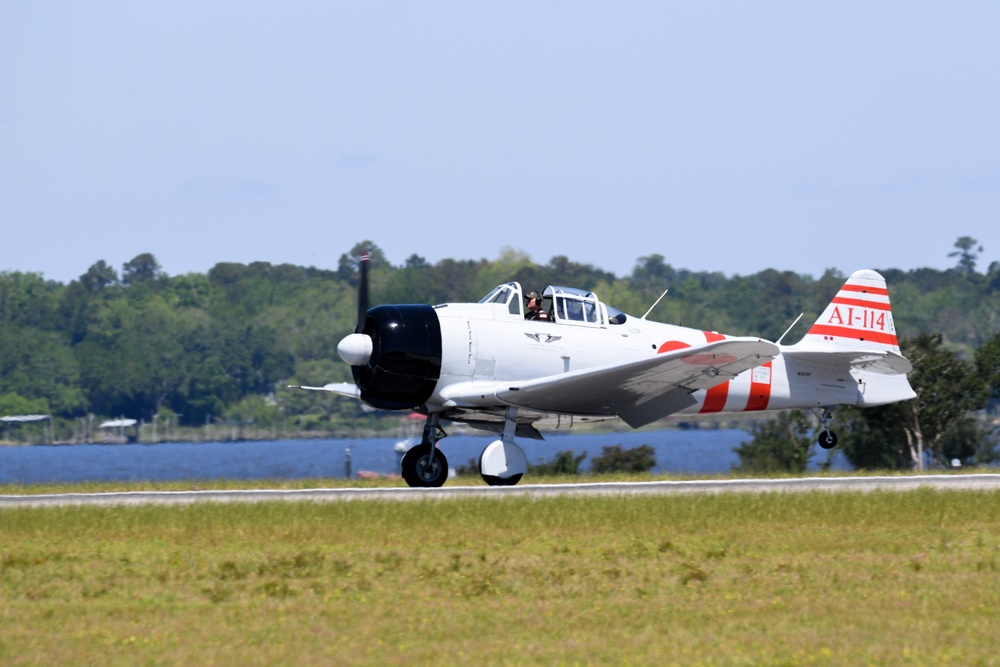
[{"x1": 442, "y1": 338, "x2": 779, "y2": 429}]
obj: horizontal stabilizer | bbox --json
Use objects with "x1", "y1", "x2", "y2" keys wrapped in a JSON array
[{"x1": 782, "y1": 349, "x2": 912, "y2": 375}]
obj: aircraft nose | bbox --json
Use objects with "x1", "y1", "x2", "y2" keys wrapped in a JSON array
[{"x1": 337, "y1": 333, "x2": 373, "y2": 366}]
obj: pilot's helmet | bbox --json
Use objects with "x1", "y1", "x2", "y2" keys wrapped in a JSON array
[{"x1": 527, "y1": 291, "x2": 541, "y2": 301}]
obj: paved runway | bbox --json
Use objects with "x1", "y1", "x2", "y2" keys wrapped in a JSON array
[{"x1": 2, "y1": 474, "x2": 999, "y2": 508}]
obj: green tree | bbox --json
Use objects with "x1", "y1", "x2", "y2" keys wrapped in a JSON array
[
  {"x1": 74, "y1": 296, "x2": 189, "y2": 419},
  {"x1": 253, "y1": 281, "x2": 355, "y2": 361},
  {"x1": 976, "y1": 331, "x2": 1000, "y2": 402},
  {"x1": 61, "y1": 261, "x2": 123, "y2": 345},
  {"x1": 0, "y1": 324, "x2": 86, "y2": 415},
  {"x1": 172, "y1": 318, "x2": 294, "y2": 424},
  {"x1": 948, "y1": 236, "x2": 982, "y2": 275},
  {"x1": 431, "y1": 258, "x2": 490, "y2": 302},
  {"x1": 206, "y1": 262, "x2": 311, "y2": 320},
  {"x1": 384, "y1": 256, "x2": 441, "y2": 305},
  {"x1": 528, "y1": 450, "x2": 587, "y2": 476},
  {"x1": 734, "y1": 411, "x2": 814, "y2": 473},
  {"x1": 337, "y1": 242, "x2": 389, "y2": 283},
  {"x1": 122, "y1": 252, "x2": 163, "y2": 286},
  {"x1": 0, "y1": 271, "x2": 63, "y2": 330},
  {"x1": 221, "y1": 394, "x2": 284, "y2": 429},
  {"x1": 0, "y1": 392, "x2": 50, "y2": 416},
  {"x1": 469, "y1": 247, "x2": 536, "y2": 297},
  {"x1": 590, "y1": 444, "x2": 656, "y2": 474},
  {"x1": 630, "y1": 254, "x2": 676, "y2": 286},
  {"x1": 841, "y1": 333, "x2": 990, "y2": 470},
  {"x1": 80, "y1": 260, "x2": 118, "y2": 292}
]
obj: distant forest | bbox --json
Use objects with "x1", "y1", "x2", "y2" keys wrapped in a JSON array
[{"x1": 2, "y1": 236, "x2": 999, "y2": 442}]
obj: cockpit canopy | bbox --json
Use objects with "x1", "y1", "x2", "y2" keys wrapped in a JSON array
[{"x1": 478, "y1": 282, "x2": 627, "y2": 326}]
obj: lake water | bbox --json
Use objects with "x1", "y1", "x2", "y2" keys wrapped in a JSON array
[{"x1": 0, "y1": 429, "x2": 848, "y2": 484}]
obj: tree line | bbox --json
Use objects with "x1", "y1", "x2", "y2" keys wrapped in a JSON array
[{"x1": 2, "y1": 238, "x2": 999, "y2": 468}]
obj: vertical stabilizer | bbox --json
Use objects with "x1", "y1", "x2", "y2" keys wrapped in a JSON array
[
  {"x1": 783, "y1": 269, "x2": 914, "y2": 404},
  {"x1": 800, "y1": 269, "x2": 902, "y2": 353}
]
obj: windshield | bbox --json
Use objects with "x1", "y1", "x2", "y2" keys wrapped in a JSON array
[
  {"x1": 478, "y1": 282, "x2": 522, "y2": 316},
  {"x1": 478, "y1": 284, "x2": 513, "y2": 305}
]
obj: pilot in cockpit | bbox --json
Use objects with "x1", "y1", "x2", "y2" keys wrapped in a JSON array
[{"x1": 525, "y1": 291, "x2": 550, "y2": 321}]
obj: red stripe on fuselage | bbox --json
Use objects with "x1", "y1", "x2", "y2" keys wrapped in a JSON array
[
  {"x1": 701, "y1": 382, "x2": 729, "y2": 413},
  {"x1": 745, "y1": 361, "x2": 772, "y2": 411},
  {"x1": 698, "y1": 331, "x2": 729, "y2": 413}
]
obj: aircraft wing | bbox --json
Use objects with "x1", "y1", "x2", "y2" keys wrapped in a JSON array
[
  {"x1": 441, "y1": 338, "x2": 779, "y2": 429},
  {"x1": 288, "y1": 382, "x2": 361, "y2": 398}
]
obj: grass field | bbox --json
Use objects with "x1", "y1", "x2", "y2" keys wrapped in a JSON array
[
  {"x1": 0, "y1": 469, "x2": 950, "y2": 496},
  {"x1": 2, "y1": 487, "x2": 999, "y2": 666}
]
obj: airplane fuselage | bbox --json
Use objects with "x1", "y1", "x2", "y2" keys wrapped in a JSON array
[{"x1": 429, "y1": 300, "x2": 874, "y2": 420}]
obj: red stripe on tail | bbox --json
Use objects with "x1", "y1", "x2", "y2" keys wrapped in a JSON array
[
  {"x1": 830, "y1": 296, "x2": 891, "y2": 311},
  {"x1": 840, "y1": 283, "x2": 888, "y2": 296},
  {"x1": 806, "y1": 325, "x2": 899, "y2": 346}
]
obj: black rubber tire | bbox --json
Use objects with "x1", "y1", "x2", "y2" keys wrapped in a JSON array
[
  {"x1": 817, "y1": 430, "x2": 838, "y2": 450},
  {"x1": 401, "y1": 443, "x2": 448, "y2": 487},
  {"x1": 481, "y1": 473, "x2": 523, "y2": 487}
]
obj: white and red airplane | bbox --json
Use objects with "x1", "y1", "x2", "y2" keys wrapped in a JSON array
[{"x1": 295, "y1": 254, "x2": 914, "y2": 487}]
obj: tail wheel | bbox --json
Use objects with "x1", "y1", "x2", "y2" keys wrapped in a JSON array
[{"x1": 818, "y1": 430, "x2": 838, "y2": 449}]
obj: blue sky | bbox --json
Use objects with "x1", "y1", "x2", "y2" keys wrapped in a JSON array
[{"x1": 2, "y1": 2, "x2": 998, "y2": 284}]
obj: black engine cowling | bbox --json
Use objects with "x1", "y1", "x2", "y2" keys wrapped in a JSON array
[{"x1": 353, "y1": 304, "x2": 442, "y2": 410}]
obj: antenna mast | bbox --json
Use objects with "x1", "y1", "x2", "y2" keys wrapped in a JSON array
[
  {"x1": 641, "y1": 289, "x2": 669, "y2": 320},
  {"x1": 775, "y1": 313, "x2": 805, "y2": 345}
]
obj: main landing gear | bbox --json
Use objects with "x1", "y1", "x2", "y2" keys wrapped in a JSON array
[
  {"x1": 478, "y1": 407, "x2": 528, "y2": 486},
  {"x1": 814, "y1": 406, "x2": 838, "y2": 450},
  {"x1": 400, "y1": 409, "x2": 529, "y2": 488},
  {"x1": 400, "y1": 415, "x2": 449, "y2": 488}
]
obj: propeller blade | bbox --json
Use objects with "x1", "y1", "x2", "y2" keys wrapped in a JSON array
[{"x1": 355, "y1": 251, "x2": 370, "y2": 334}]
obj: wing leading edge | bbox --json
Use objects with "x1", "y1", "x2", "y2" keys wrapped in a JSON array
[
  {"x1": 288, "y1": 382, "x2": 361, "y2": 398},
  {"x1": 443, "y1": 338, "x2": 779, "y2": 429}
]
